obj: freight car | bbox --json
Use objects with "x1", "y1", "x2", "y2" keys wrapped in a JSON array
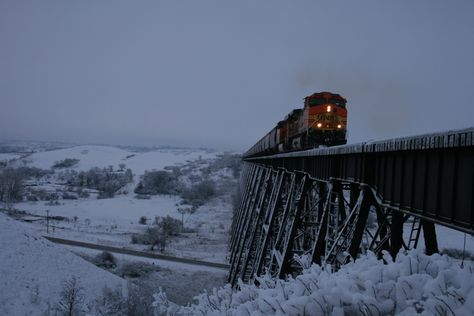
[{"x1": 244, "y1": 92, "x2": 348, "y2": 158}]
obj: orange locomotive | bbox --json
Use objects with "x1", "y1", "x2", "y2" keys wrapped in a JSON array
[{"x1": 244, "y1": 92, "x2": 348, "y2": 157}]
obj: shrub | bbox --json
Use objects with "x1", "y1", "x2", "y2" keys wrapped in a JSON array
[
  {"x1": 26, "y1": 195, "x2": 39, "y2": 202},
  {"x1": 130, "y1": 234, "x2": 141, "y2": 244},
  {"x1": 145, "y1": 226, "x2": 167, "y2": 251},
  {"x1": 118, "y1": 262, "x2": 158, "y2": 278},
  {"x1": 134, "y1": 194, "x2": 151, "y2": 200},
  {"x1": 62, "y1": 192, "x2": 78, "y2": 200},
  {"x1": 203, "y1": 153, "x2": 242, "y2": 178},
  {"x1": 131, "y1": 219, "x2": 180, "y2": 252},
  {"x1": 66, "y1": 167, "x2": 133, "y2": 198},
  {"x1": 97, "y1": 191, "x2": 114, "y2": 199},
  {"x1": 131, "y1": 227, "x2": 166, "y2": 251},
  {"x1": 45, "y1": 192, "x2": 60, "y2": 201},
  {"x1": 53, "y1": 158, "x2": 80, "y2": 169},
  {"x1": 16, "y1": 166, "x2": 52, "y2": 178},
  {"x1": 180, "y1": 180, "x2": 216, "y2": 207},
  {"x1": 156, "y1": 216, "x2": 181, "y2": 236},
  {"x1": 134, "y1": 170, "x2": 179, "y2": 195},
  {"x1": 138, "y1": 216, "x2": 147, "y2": 225},
  {"x1": 76, "y1": 188, "x2": 90, "y2": 198},
  {"x1": 94, "y1": 251, "x2": 117, "y2": 269}
]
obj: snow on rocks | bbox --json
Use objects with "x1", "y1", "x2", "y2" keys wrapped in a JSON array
[
  {"x1": 0, "y1": 213, "x2": 126, "y2": 315},
  {"x1": 155, "y1": 251, "x2": 474, "y2": 315}
]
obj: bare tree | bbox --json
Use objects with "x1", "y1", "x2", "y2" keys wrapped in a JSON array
[
  {"x1": 177, "y1": 206, "x2": 197, "y2": 227},
  {"x1": 93, "y1": 286, "x2": 125, "y2": 316},
  {"x1": 144, "y1": 226, "x2": 166, "y2": 252},
  {"x1": 0, "y1": 168, "x2": 25, "y2": 207},
  {"x1": 56, "y1": 276, "x2": 84, "y2": 316}
]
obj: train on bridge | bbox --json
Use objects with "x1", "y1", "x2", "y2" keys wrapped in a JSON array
[{"x1": 244, "y1": 91, "x2": 348, "y2": 158}]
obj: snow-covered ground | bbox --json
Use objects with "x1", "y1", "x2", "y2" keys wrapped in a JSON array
[
  {"x1": 0, "y1": 142, "x2": 237, "y2": 313},
  {"x1": 1, "y1": 143, "x2": 236, "y2": 269},
  {"x1": 413, "y1": 224, "x2": 474, "y2": 255},
  {"x1": 17, "y1": 194, "x2": 183, "y2": 226},
  {"x1": 158, "y1": 250, "x2": 474, "y2": 315},
  {"x1": 68, "y1": 246, "x2": 228, "y2": 305},
  {"x1": 0, "y1": 213, "x2": 127, "y2": 315},
  {"x1": 0, "y1": 153, "x2": 22, "y2": 161},
  {"x1": 26, "y1": 145, "x2": 216, "y2": 176},
  {"x1": 15, "y1": 195, "x2": 232, "y2": 263}
]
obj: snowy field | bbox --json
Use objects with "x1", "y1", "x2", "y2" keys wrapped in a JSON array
[
  {"x1": 8, "y1": 144, "x2": 234, "y2": 263},
  {"x1": 0, "y1": 153, "x2": 22, "y2": 161},
  {"x1": 15, "y1": 195, "x2": 233, "y2": 263},
  {"x1": 25, "y1": 145, "x2": 216, "y2": 176}
]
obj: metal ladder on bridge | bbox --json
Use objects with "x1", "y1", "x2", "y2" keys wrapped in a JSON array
[
  {"x1": 407, "y1": 216, "x2": 422, "y2": 249},
  {"x1": 325, "y1": 190, "x2": 340, "y2": 257}
]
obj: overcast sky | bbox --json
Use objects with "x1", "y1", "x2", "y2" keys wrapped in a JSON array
[{"x1": 1, "y1": 1, "x2": 473, "y2": 150}]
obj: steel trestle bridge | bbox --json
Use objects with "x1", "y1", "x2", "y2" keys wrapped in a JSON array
[{"x1": 228, "y1": 128, "x2": 474, "y2": 285}]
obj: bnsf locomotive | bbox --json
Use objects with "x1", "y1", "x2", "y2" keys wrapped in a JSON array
[{"x1": 244, "y1": 92, "x2": 348, "y2": 157}]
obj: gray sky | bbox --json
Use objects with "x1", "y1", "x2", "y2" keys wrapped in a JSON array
[{"x1": 1, "y1": 1, "x2": 474, "y2": 150}]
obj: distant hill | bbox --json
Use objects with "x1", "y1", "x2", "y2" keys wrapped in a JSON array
[{"x1": 18, "y1": 144, "x2": 218, "y2": 176}]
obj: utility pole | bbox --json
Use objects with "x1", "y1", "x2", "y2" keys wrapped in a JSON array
[
  {"x1": 46, "y1": 210, "x2": 50, "y2": 234},
  {"x1": 177, "y1": 208, "x2": 186, "y2": 231}
]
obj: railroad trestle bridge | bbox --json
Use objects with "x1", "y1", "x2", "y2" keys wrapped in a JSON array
[{"x1": 228, "y1": 128, "x2": 474, "y2": 285}]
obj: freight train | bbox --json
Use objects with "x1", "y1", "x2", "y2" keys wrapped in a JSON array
[{"x1": 244, "y1": 92, "x2": 348, "y2": 158}]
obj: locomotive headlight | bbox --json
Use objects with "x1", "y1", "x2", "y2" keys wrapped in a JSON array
[
  {"x1": 326, "y1": 105, "x2": 331, "y2": 112},
  {"x1": 317, "y1": 123, "x2": 322, "y2": 128},
  {"x1": 337, "y1": 124, "x2": 342, "y2": 129}
]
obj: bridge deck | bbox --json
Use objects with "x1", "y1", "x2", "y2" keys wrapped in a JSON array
[{"x1": 246, "y1": 127, "x2": 474, "y2": 234}]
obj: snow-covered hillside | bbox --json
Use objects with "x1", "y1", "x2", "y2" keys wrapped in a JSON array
[
  {"x1": 25, "y1": 145, "x2": 217, "y2": 176},
  {"x1": 0, "y1": 213, "x2": 126, "y2": 315}
]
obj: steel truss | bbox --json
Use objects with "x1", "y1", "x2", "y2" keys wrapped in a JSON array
[{"x1": 228, "y1": 164, "x2": 439, "y2": 286}]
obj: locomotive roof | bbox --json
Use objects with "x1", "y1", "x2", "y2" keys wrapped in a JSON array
[{"x1": 305, "y1": 91, "x2": 347, "y2": 103}]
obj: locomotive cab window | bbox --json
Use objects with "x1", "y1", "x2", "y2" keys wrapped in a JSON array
[
  {"x1": 308, "y1": 98, "x2": 327, "y2": 106},
  {"x1": 331, "y1": 99, "x2": 346, "y2": 108}
]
